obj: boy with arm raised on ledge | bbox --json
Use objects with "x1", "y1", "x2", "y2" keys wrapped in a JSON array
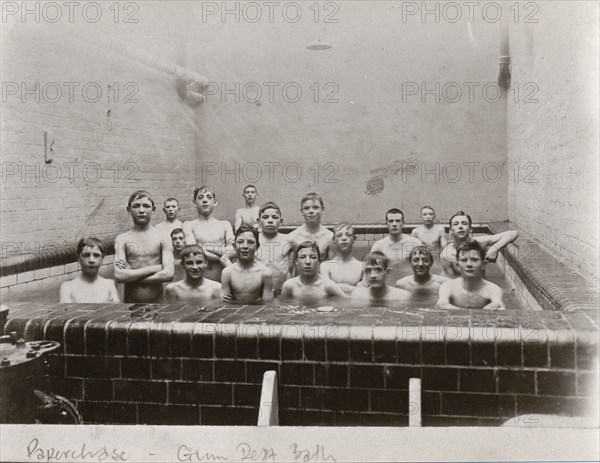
[
  {"x1": 114, "y1": 190, "x2": 174, "y2": 303},
  {"x1": 437, "y1": 240, "x2": 505, "y2": 310},
  {"x1": 165, "y1": 245, "x2": 221, "y2": 302},
  {"x1": 182, "y1": 186, "x2": 235, "y2": 282},
  {"x1": 221, "y1": 224, "x2": 273, "y2": 304},
  {"x1": 60, "y1": 237, "x2": 120, "y2": 303},
  {"x1": 440, "y1": 211, "x2": 519, "y2": 277}
]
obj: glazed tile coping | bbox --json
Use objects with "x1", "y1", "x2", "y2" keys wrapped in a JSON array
[{"x1": 3, "y1": 301, "x2": 597, "y2": 347}]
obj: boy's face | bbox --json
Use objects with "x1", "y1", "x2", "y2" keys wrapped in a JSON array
[
  {"x1": 128, "y1": 196, "x2": 155, "y2": 224},
  {"x1": 243, "y1": 187, "x2": 257, "y2": 204},
  {"x1": 182, "y1": 253, "x2": 207, "y2": 280},
  {"x1": 457, "y1": 249, "x2": 484, "y2": 279},
  {"x1": 450, "y1": 215, "x2": 471, "y2": 240},
  {"x1": 234, "y1": 231, "x2": 258, "y2": 262},
  {"x1": 410, "y1": 252, "x2": 432, "y2": 277},
  {"x1": 171, "y1": 232, "x2": 185, "y2": 252},
  {"x1": 334, "y1": 227, "x2": 354, "y2": 252},
  {"x1": 386, "y1": 213, "x2": 404, "y2": 236},
  {"x1": 300, "y1": 199, "x2": 323, "y2": 225},
  {"x1": 78, "y1": 245, "x2": 103, "y2": 275},
  {"x1": 194, "y1": 190, "x2": 217, "y2": 216},
  {"x1": 297, "y1": 247, "x2": 319, "y2": 277},
  {"x1": 259, "y1": 208, "x2": 282, "y2": 234},
  {"x1": 163, "y1": 200, "x2": 180, "y2": 220},
  {"x1": 421, "y1": 208, "x2": 435, "y2": 225},
  {"x1": 363, "y1": 261, "x2": 388, "y2": 289}
]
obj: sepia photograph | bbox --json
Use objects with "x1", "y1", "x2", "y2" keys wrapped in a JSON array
[{"x1": 0, "y1": 1, "x2": 598, "y2": 461}]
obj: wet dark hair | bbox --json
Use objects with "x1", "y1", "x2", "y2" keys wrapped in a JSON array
[
  {"x1": 456, "y1": 240, "x2": 485, "y2": 262},
  {"x1": 420, "y1": 205, "x2": 435, "y2": 214},
  {"x1": 180, "y1": 244, "x2": 206, "y2": 263},
  {"x1": 170, "y1": 228, "x2": 184, "y2": 238},
  {"x1": 77, "y1": 237, "x2": 106, "y2": 256},
  {"x1": 259, "y1": 201, "x2": 282, "y2": 217},
  {"x1": 127, "y1": 190, "x2": 155, "y2": 208},
  {"x1": 164, "y1": 198, "x2": 179, "y2": 207},
  {"x1": 235, "y1": 224, "x2": 260, "y2": 249},
  {"x1": 408, "y1": 245, "x2": 433, "y2": 264},
  {"x1": 363, "y1": 251, "x2": 389, "y2": 270},
  {"x1": 385, "y1": 208, "x2": 404, "y2": 222},
  {"x1": 193, "y1": 185, "x2": 216, "y2": 201},
  {"x1": 296, "y1": 241, "x2": 320, "y2": 261},
  {"x1": 300, "y1": 192, "x2": 324, "y2": 208},
  {"x1": 243, "y1": 184, "x2": 257, "y2": 194},
  {"x1": 449, "y1": 210, "x2": 472, "y2": 228}
]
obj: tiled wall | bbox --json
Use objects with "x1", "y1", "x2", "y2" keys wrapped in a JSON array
[{"x1": 4, "y1": 301, "x2": 597, "y2": 426}]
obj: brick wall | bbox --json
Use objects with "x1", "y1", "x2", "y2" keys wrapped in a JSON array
[
  {"x1": 1, "y1": 20, "x2": 198, "y2": 265},
  {"x1": 507, "y1": 3, "x2": 600, "y2": 278}
]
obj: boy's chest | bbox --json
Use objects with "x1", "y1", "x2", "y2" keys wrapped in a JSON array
[{"x1": 193, "y1": 223, "x2": 227, "y2": 242}]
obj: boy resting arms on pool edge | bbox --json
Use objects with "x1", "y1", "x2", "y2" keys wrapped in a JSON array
[
  {"x1": 281, "y1": 241, "x2": 347, "y2": 303},
  {"x1": 165, "y1": 245, "x2": 221, "y2": 302},
  {"x1": 351, "y1": 252, "x2": 411, "y2": 304},
  {"x1": 114, "y1": 190, "x2": 174, "y2": 303},
  {"x1": 441, "y1": 211, "x2": 518, "y2": 277},
  {"x1": 437, "y1": 240, "x2": 505, "y2": 310},
  {"x1": 60, "y1": 238, "x2": 120, "y2": 303},
  {"x1": 221, "y1": 225, "x2": 274, "y2": 304}
]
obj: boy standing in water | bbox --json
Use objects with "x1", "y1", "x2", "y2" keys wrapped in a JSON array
[
  {"x1": 221, "y1": 225, "x2": 273, "y2": 304},
  {"x1": 437, "y1": 240, "x2": 505, "y2": 310},
  {"x1": 182, "y1": 186, "x2": 235, "y2": 282},
  {"x1": 170, "y1": 228, "x2": 186, "y2": 281},
  {"x1": 165, "y1": 245, "x2": 221, "y2": 302},
  {"x1": 395, "y1": 246, "x2": 448, "y2": 294},
  {"x1": 411, "y1": 206, "x2": 447, "y2": 254},
  {"x1": 114, "y1": 190, "x2": 174, "y2": 303},
  {"x1": 234, "y1": 185, "x2": 260, "y2": 231},
  {"x1": 320, "y1": 222, "x2": 363, "y2": 294},
  {"x1": 287, "y1": 192, "x2": 334, "y2": 262},
  {"x1": 371, "y1": 208, "x2": 422, "y2": 264},
  {"x1": 60, "y1": 238, "x2": 120, "y2": 303},
  {"x1": 156, "y1": 198, "x2": 182, "y2": 234},
  {"x1": 441, "y1": 211, "x2": 519, "y2": 277},
  {"x1": 256, "y1": 202, "x2": 294, "y2": 295},
  {"x1": 351, "y1": 252, "x2": 411, "y2": 304},
  {"x1": 281, "y1": 241, "x2": 346, "y2": 303}
]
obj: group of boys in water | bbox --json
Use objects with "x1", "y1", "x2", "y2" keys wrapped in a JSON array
[{"x1": 60, "y1": 185, "x2": 518, "y2": 310}]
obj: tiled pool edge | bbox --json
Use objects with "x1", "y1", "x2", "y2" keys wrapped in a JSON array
[{"x1": 488, "y1": 222, "x2": 599, "y2": 320}]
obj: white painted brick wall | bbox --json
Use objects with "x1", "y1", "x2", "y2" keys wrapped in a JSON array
[
  {"x1": 1, "y1": 22, "x2": 199, "y2": 263},
  {"x1": 507, "y1": 4, "x2": 600, "y2": 279}
]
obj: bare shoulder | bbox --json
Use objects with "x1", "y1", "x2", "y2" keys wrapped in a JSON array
[
  {"x1": 206, "y1": 278, "x2": 222, "y2": 289},
  {"x1": 482, "y1": 278, "x2": 502, "y2": 292},
  {"x1": 394, "y1": 275, "x2": 411, "y2": 287},
  {"x1": 390, "y1": 286, "x2": 411, "y2": 298}
]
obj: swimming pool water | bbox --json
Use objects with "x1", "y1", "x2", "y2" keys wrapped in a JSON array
[{"x1": 5, "y1": 243, "x2": 529, "y2": 310}]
